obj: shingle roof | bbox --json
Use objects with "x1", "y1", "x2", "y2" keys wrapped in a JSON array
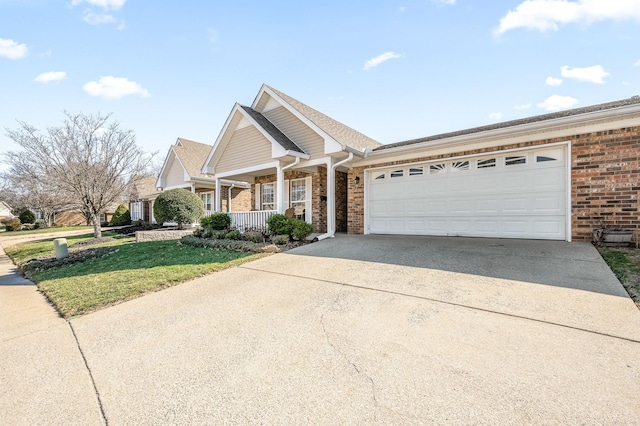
[
  {"x1": 131, "y1": 176, "x2": 158, "y2": 199},
  {"x1": 240, "y1": 106, "x2": 306, "y2": 154},
  {"x1": 266, "y1": 85, "x2": 382, "y2": 151},
  {"x1": 375, "y1": 96, "x2": 640, "y2": 151},
  {"x1": 173, "y1": 138, "x2": 214, "y2": 179}
]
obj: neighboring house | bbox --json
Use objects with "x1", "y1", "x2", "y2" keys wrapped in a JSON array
[
  {"x1": 129, "y1": 176, "x2": 160, "y2": 223},
  {"x1": 156, "y1": 137, "x2": 251, "y2": 217},
  {"x1": 166, "y1": 85, "x2": 640, "y2": 242},
  {"x1": 0, "y1": 201, "x2": 14, "y2": 221},
  {"x1": 52, "y1": 204, "x2": 118, "y2": 226}
]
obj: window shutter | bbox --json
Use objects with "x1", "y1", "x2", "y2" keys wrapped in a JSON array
[
  {"x1": 255, "y1": 183, "x2": 261, "y2": 210},
  {"x1": 305, "y1": 176, "x2": 312, "y2": 224}
]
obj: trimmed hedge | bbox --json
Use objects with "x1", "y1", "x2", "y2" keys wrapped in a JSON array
[
  {"x1": 110, "y1": 204, "x2": 131, "y2": 226},
  {"x1": 154, "y1": 189, "x2": 204, "y2": 229},
  {"x1": 201, "y1": 212, "x2": 231, "y2": 231},
  {"x1": 19, "y1": 209, "x2": 36, "y2": 224}
]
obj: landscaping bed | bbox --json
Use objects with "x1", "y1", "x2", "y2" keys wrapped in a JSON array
[{"x1": 598, "y1": 246, "x2": 640, "y2": 309}]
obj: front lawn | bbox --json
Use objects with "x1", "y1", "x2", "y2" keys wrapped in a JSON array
[
  {"x1": 598, "y1": 247, "x2": 640, "y2": 309},
  {"x1": 6, "y1": 235, "x2": 265, "y2": 317}
]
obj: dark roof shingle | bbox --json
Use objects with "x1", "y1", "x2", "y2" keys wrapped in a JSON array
[{"x1": 241, "y1": 106, "x2": 306, "y2": 155}]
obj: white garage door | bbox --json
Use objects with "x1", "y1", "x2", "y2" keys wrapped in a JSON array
[{"x1": 366, "y1": 146, "x2": 567, "y2": 240}]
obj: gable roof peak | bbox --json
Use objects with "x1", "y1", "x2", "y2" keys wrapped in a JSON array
[{"x1": 258, "y1": 85, "x2": 382, "y2": 151}]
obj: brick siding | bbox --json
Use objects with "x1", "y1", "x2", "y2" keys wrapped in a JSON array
[{"x1": 347, "y1": 125, "x2": 640, "y2": 241}]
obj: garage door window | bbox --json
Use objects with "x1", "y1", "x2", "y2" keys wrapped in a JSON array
[
  {"x1": 536, "y1": 155, "x2": 557, "y2": 163},
  {"x1": 430, "y1": 164, "x2": 445, "y2": 174},
  {"x1": 477, "y1": 158, "x2": 496, "y2": 169},
  {"x1": 375, "y1": 173, "x2": 385, "y2": 180},
  {"x1": 390, "y1": 170, "x2": 404, "y2": 178},
  {"x1": 505, "y1": 155, "x2": 527, "y2": 166},
  {"x1": 409, "y1": 167, "x2": 423, "y2": 176},
  {"x1": 452, "y1": 161, "x2": 469, "y2": 172}
]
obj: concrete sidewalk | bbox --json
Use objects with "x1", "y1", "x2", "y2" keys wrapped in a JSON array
[{"x1": 0, "y1": 242, "x2": 104, "y2": 425}]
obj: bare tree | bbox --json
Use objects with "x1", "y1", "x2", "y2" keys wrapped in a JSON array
[{"x1": 5, "y1": 112, "x2": 152, "y2": 238}]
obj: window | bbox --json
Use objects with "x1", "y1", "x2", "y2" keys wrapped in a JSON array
[
  {"x1": 477, "y1": 158, "x2": 496, "y2": 169},
  {"x1": 505, "y1": 155, "x2": 527, "y2": 166},
  {"x1": 390, "y1": 170, "x2": 404, "y2": 178},
  {"x1": 200, "y1": 192, "x2": 212, "y2": 211},
  {"x1": 374, "y1": 173, "x2": 385, "y2": 180},
  {"x1": 536, "y1": 155, "x2": 557, "y2": 163},
  {"x1": 99, "y1": 213, "x2": 106, "y2": 223},
  {"x1": 452, "y1": 161, "x2": 469, "y2": 172},
  {"x1": 261, "y1": 183, "x2": 275, "y2": 210},
  {"x1": 409, "y1": 167, "x2": 424, "y2": 176},
  {"x1": 429, "y1": 164, "x2": 445, "y2": 174},
  {"x1": 290, "y1": 178, "x2": 307, "y2": 221}
]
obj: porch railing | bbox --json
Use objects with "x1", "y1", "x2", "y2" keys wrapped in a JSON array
[{"x1": 203, "y1": 210, "x2": 276, "y2": 232}]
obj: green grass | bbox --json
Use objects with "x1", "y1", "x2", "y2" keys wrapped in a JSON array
[
  {"x1": 0, "y1": 225, "x2": 93, "y2": 237},
  {"x1": 598, "y1": 247, "x2": 640, "y2": 309},
  {"x1": 6, "y1": 236, "x2": 265, "y2": 318}
]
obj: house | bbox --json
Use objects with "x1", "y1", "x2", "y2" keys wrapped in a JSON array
[
  {"x1": 156, "y1": 138, "x2": 251, "y2": 217},
  {"x1": 168, "y1": 85, "x2": 640, "y2": 242},
  {"x1": 129, "y1": 176, "x2": 160, "y2": 223},
  {"x1": 0, "y1": 201, "x2": 14, "y2": 221}
]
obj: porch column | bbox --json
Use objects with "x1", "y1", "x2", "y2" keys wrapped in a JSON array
[
  {"x1": 150, "y1": 200, "x2": 155, "y2": 223},
  {"x1": 326, "y1": 157, "x2": 335, "y2": 235},
  {"x1": 215, "y1": 179, "x2": 221, "y2": 212},
  {"x1": 276, "y1": 164, "x2": 285, "y2": 214},
  {"x1": 191, "y1": 183, "x2": 195, "y2": 193}
]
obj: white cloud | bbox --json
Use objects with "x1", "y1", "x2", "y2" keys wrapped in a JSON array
[
  {"x1": 83, "y1": 76, "x2": 150, "y2": 99},
  {"x1": 82, "y1": 10, "x2": 125, "y2": 28},
  {"x1": 495, "y1": 0, "x2": 640, "y2": 35},
  {"x1": 0, "y1": 38, "x2": 28, "y2": 59},
  {"x1": 514, "y1": 103, "x2": 532, "y2": 110},
  {"x1": 34, "y1": 71, "x2": 67, "y2": 83},
  {"x1": 537, "y1": 94, "x2": 578, "y2": 111},
  {"x1": 634, "y1": 59, "x2": 640, "y2": 66},
  {"x1": 545, "y1": 76, "x2": 563, "y2": 86},
  {"x1": 71, "y1": 0, "x2": 126, "y2": 10},
  {"x1": 363, "y1": 51, "x2": 402, "y2": 71},
  {"x1": 560, "y1": 65, "x2": 609, "y2": 84},
  {"x1": 489, "y1": 112, "x2": 503, "y2": 120}
]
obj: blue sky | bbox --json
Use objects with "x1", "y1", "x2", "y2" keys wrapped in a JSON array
[{"x1": 2, "y1": 0, "x2": 640, "y2": 171}]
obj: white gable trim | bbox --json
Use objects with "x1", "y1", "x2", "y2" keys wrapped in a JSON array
[
  {"x1": 254, "y1": 85, "x2": 345, "y2": 155},
  {"x1": 202, "y1": 103, "x2": 309, "y2": 175},
  {"x1": 156, "y1": 142, "x2": 189, "y2": 189},
  {"x1": 215, "y1": 161, "x2": 280, "y2": 179}
]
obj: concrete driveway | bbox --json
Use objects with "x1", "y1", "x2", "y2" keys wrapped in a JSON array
[{"x1": 4, "y1": 234, "x2": 640, "y2": 424}]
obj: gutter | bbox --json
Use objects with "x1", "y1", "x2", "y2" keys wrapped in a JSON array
[{"x1": 316, "y1": 152, "x2": 354, "y2": 241}]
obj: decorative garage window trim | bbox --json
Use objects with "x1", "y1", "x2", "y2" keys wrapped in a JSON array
[
  {"x1": 363, "y1": 141, "x2": 570, "y2": 174},
  {"x1": 505, "y1": 155, "x2": 527, "y2": 166},
  {"x1": 536, "y1": 155, "x2": 557, "y2": 162},
  {"x1": 409, "y1": 167, "x2": 424, "y2": 176},
  {"x1": 390, "y1": 170, "x2": 404, "y2": 178},
  {"x1": 430, "y1": 164, "x2": 445, "y2": 174},
  {"x1": 477, "y1": 158, "x2": 496, "y2": 169},
  {"x1": 375, "y1": 173, "x2": 385, "y2": 180},
  {"x1": 452, "y1": 161, "x2": 469, "y2": 171}
]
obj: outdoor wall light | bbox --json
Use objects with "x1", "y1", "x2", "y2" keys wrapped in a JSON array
[
  {"x1": 320, "y1": 195, "x2": 327, "y2": 202},
  {"x1": 354, "y1": 176, "x2": 360, "y2": 184}
]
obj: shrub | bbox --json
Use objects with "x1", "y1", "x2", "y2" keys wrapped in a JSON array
[
  {"x1": 19, "y1": 209, "x2": 36, "y2": 224},
  {"x1": 271, "y1": 234, "x2": 290, "y2": 245},
  {"x1": 22, "y1": 223, "x2": 34, "y2": 230},
  {"x1": 153, "y1": 188, "x2": 204, "y2": 229},
  {"x1": 180, "y1": 235, "x2": 280, "y2": 253},
  {"x1": 110, "y1": 204, "x2": 132, "y2": 226},
  {"x1": 4, "y1": 219, "x2": 22, "y2": 231},
  {"x1": 225, "y1": 230, "x2": 242, "y2": 240},
  {"x1": 267, "y1": 214, "x2": 293, "y2": 236},
  {"x1": 34, "y1": 220, "x2": 47, "y2": 229},
  {"x1": 211, "y1": 230, "x2": 228, "y2": 239},
  {"x1": 291, "y1": 219, "x2": 314, "y2": 240},
  {"x1": 201, "y1": 213, "x2": 231, "y2": 231},
  {"x1": 243, "y1": 230, "x2": 264, "y2": 243}
]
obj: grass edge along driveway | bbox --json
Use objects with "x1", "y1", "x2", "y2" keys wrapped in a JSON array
[{"x1": 6, "y1": 235, "x2": 266, "y2": 318}]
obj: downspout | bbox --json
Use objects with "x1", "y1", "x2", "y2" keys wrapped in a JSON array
[{"x1": 316, "y1": 152, "x2": 353, "y2": 241}]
